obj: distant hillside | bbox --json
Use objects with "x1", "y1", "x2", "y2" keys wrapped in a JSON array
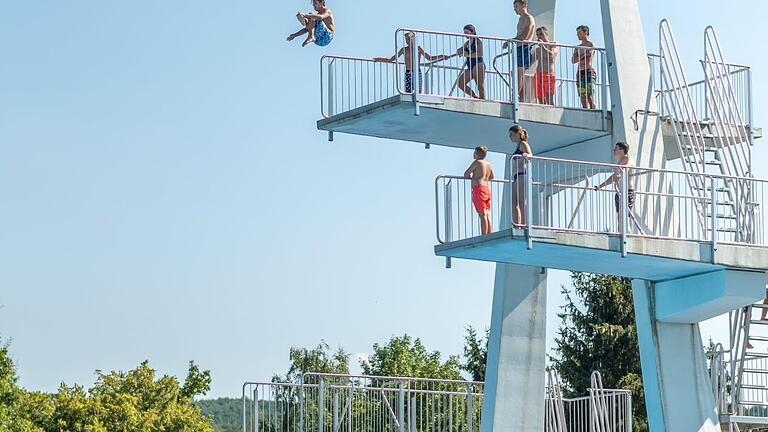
[{"x1": 198, "y1": 397, "x2": 242, "y2": 432}]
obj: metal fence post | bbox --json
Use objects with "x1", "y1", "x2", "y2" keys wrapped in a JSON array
[
  {"x1": 398, "y1": 382, "x2": 405, "y2": 432},
  {"x1": 625, "y1": 393, "x2": 633, "y2": 432},
  {"x1": 410, "y1": 396, "x2": 416, "y2": 432},
  {"x1": 620, "y1": 167, "x2": 628, "y2": 257},
  {"x1": 318, "y1": 378, "x2": 325, "y2": 432},
  {"x1": 253, "y1": 388, "x2": 259, "y2": 432},
  {"x1": 525, "y1": 157, "x2": 533, "y2": 249},
  {"x1": 466, "y1": 384, "x2": 474, "y2": 432},
  {"x1": 511, "y1": 40, "x2": 520, "y2": 123},
  {"x1": 711, "y1": 176, "x2": 718, "y2": 262},
  {"x1": 748, "y1": 67, "x2": 754, "y2": 146},
  {"x1": 333, "y1": 393, "x2": 339, "y2": 432},
  {"x1": 411, "y1": 32, "x2": 420, "y2": 116},
  {"x1": 328, "y1": 59, "x2": 335, "y2": 117},
  {"x1": 600, "y1": 52, "x2": 608, "y2": 131},
  {"x1": 300, "y1": 382, "x2": 305, "y2": 432}
]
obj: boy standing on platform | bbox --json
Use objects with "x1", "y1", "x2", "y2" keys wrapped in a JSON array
[
  {"x1": 465, "y1": 146, "x2": 495, "y2": 235},
  {"x1": 374, "y1": 32, "x2": 449, "y2": 94}
]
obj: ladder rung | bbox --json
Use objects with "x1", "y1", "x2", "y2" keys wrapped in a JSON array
[
  {"x1": 739, "y1": 384, "x2": 768, "y2": 391},
  {"x1": 707, "y1": 213, "x2": 737, "y2": 220},
  {"x1": 749, "y1": 335, "x2": 768, "y2": 342},
  {"x1": 717, "y1": 228, "x2": 738, "y2": 233},
  {"x1": 752, "y1": 304, "x2": 768, "y2": 310},
  {"x1": 737, "y1": 400, "x2": 768, "y2": 406},
  {"x1": 742, "y1": 368, "x2": 768, "y2": 374},
  {"x1": 750, "y1": 320, "x2": 768, "y2": 325},
  {"x1": 693, "y1": 186, "x2": 731, "y2": 193}
]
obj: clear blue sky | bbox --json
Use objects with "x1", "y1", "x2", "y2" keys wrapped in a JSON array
[{"x1": 0, "y1": 1, "x2": 765, "y2": 398}]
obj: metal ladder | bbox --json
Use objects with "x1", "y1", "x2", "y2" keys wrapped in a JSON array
[
  {"x1": 729, "y1": 299, "x2": 768, "y2": 419},
  {"x1": 545, "y1": 369, "x2": 567, "y2": 432},
  {"x1": 658, "y1": 20, "x2": 754, "y2": 243}
]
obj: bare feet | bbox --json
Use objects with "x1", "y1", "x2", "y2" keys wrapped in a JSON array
[
  {"x1": 748, "y1": 342, "x2": 754, "y2": 349},
  {"x1": 302, "y1": 37, "x2": 315, "y2": 47},
  {"x1": 296, "y1": 12, "x2": 307, "y2": 25},
  {"x1": 287, "y1": 34, "x2": 296, "y2": 42}
]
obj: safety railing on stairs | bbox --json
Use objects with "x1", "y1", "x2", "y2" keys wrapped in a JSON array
[
  {"x1": 435, "y1": 156, "x2": 768, "y2": 248},
  {"x1": 242, "y1": 372, "x2": 632, "y2": 432}
]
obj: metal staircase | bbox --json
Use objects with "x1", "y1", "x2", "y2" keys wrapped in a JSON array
[{"x1": 658, "y1": 20, "x2": 755, "y2": 245}]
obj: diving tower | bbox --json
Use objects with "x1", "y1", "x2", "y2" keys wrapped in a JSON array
[{"x1": 315, "y1": 1, "x2": 766, "y2": 431}]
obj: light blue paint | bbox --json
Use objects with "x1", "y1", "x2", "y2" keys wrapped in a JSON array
[
  {"x1": 435, "y1": 231, "x2": 724, "y2": 281},
  {"x1": 655, "y1": 269, "x2": 765, "y2": 323},
  {"x1": 631, "y1": 280, "x2": 667, "y2": 432}
]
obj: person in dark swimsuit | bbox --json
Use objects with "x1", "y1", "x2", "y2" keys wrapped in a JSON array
[
  {"x1": 453, "y1": 24, "x2": 486, "y2": 99},
  {"x1": 509, "y1": 124, "x2": 533, "y2": 226}
]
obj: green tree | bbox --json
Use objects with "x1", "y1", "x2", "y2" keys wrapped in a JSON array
[
  {"x1": 276, "y1": 340, "x2": 350, "y2": 383},
  {"x1": 361, "y1": 335, "x2": 461, "y2": 379},
  {"x1": 461, "y1": 326, "x2": 488, "y2": 382},
  {"x1": 197, "y1": 398, "x2": 241, "y2": 432},
  {"x1": 0, "y1": 339, "x2": 44, "y2": 432},
  {"x1": 551, "y1": 272, "x2": 647, "y2": 432}
]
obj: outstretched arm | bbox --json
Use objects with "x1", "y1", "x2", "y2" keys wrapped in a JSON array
[
  {"x1": 421, "y1": 47, "x2": 451, "y2": 63},
  {"x1": 303, "y1": 10, "x2": 331, "y2": 20},
  {"x1": 374, "y1": 48, "x2": 404, "y2": 63}
]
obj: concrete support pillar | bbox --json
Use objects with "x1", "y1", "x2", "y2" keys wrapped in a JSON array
[
  {"x1": 632, "y1": 279, "x2": 721, "y2": 432},
  {"x1": 481, "y1": 264, "x2": 547, "y2": 432}
]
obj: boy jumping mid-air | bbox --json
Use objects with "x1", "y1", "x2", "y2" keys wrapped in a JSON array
[
  {"x1": 465, "y1": 146, "x2": 495, "y2": 235},
  {"x1": 287, "y1": 0, "x2": 335, "y2": 47}
]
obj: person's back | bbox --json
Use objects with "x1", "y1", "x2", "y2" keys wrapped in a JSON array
[{"x1": 470, "y1": 160, "x2": 493, "y2": 186}]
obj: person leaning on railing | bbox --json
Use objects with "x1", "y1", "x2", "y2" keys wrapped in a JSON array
[
  {"x1": 509, "y1": 124, "x2": 533, "y2": 226},
  {"x1": 594, "y1": 142, "x2": 635, "y2": 232},
  {"x1": 373, "y1": 32, "x2": 451, "y2": 94}
]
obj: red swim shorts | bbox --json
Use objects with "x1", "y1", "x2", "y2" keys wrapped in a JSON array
[
  {"x1": 534, "y1": 71, "x2": 556, "y2": 100},
  {"x1": 471, "y1": 184, "x2": 491, "y2": 214}
]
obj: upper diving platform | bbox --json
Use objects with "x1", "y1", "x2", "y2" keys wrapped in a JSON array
[{"x1": 317, "y1": 29, "x2": 759, "y2": 164}]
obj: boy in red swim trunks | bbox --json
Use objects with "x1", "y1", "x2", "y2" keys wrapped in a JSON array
[
  {"x1": 464, "y1": 146, "x2": 495, "y2": 235},
  {"x1": 533, "y1": 27, "x2": 558, "y2": 105}
]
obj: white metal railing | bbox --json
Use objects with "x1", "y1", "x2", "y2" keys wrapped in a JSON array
[
  {"x1": 435, "y1": 156, "x2": 767, "y2": 250},
  {"x1": 320, "y1": 28, "x2": 610, "y2": 121},
  {"x1": 648, "y1": 54, "x2": 752, "y2": 132},
  {"x1": 321, "y1": 55, "x2": 400, "y2": 117},
  {"x1": 242, "y1": 373, "x2": 632, "y2": 432}
]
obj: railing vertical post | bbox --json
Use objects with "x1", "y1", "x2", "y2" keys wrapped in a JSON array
[
  {"x1": 525, "y1": 157, "x2": 533, "y2": 249},
  {"x1": 398, "y1": 382, "x2": 405, "y2": 432},
  {"x1": 328, "y1": 60, "x2": 335, "y2": 117},
  {"x1": 318, "y1": 378, "x2": 325, "y2": 432},
  {"x1": 747, "y1": 67, "x2": 754, "y2": 147},
  {"x1": 328, "y1": 60, "x2": 335, "y2": 142},
  {"x1": 600, "y1": 52, "x2": 608, "y2": 131},
  {"x1": 624, "y1": 393, "x2": 632, "y2": 432},
  {"x1": 711, "y1": 176, "x2": 718, "y2": 262},
  {"x1": 620, "y1": 167, "x2": 628, "y2": 257},
  {"x1": 411, "y1": 33, "x2": 420, "y2": 116},
  {"x1": 511, "y1": 40, "x2": 520, "y2": 123},
  {"x1": 409, "y1": 396, "x2": 416, "y2": 432},
  {"x1": 300, "y1": 382, "x2": 305, "y2": 432},
  {"x1": 444, "y1": 180, "x2": 453, "y2": 269},
  {"x1": 333, "y1": 393, "x2": 339, "y2": 432},
  {"x1": 253, "y1": 388, "x2": 259, "y2": 432},
  {"x1": 466, "y1": 384, "x2": 474, "y2": 432},
  {"x1": 735, "y1": 179, "x2": 741, "y2": 242}
]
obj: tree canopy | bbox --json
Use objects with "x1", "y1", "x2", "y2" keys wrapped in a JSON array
[{"x1": 361, "y1": 334, "x2": 462, "y2": 380}]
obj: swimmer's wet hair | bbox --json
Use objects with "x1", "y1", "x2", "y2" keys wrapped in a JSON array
[
  {"x1": 536, "y1": 26, "x2": 549, "y2": 34},
  {"x1": 475, "y1": 146, "x2": 488, "y2": 159},
  {"x1": 615, "y1": 142, "x2": 630, "y2": 154},
  {"x1": 514, "y1": 0, "x2": 528, "y2": 5},
  {"x1": 577, "y1": 25, "x2": 590, "y2": 35},
  {"x1": 464, "y1": 24, "x2": 477, "y2": 35},
  {"x1": 314, "y1": 0, "x2": 326, "y2": 4},
  {"x1": 510, "y1": 124, "x2": 529, "y2": 141}
]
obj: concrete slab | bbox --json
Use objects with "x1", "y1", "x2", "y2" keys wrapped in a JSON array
[
  {"x1": 434, "y1": 228, "x2": 768, "y2": 281},
  {"x1": 317, "y1": 96, "x2": 615, "y2": 162}
]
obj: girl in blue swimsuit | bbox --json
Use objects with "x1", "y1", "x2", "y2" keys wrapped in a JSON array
[
  {"x1": 453, "y1": 24, "x2": 486, "y2": 99},
  {"x1": 509, "y1": 124, "x2": 533, "y2": 226}
]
